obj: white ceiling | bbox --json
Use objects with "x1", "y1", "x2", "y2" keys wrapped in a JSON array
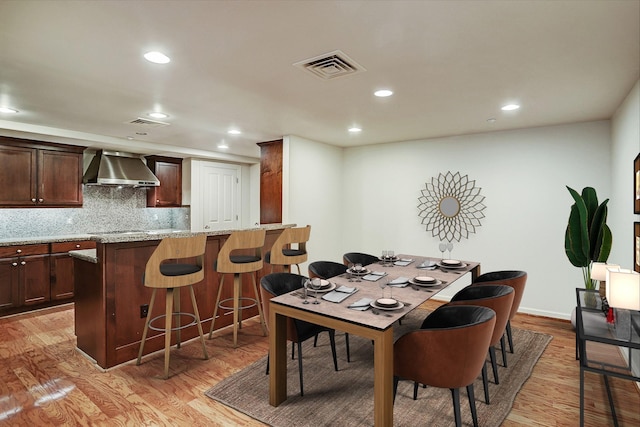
[{"x1": 0, "y1": 0, "x2": 638, "y2": 160}]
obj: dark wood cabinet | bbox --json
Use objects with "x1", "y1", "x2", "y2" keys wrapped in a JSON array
[
  {"x1": 21, "y1": 254, "x2": 51, "y2": 306},
  {"x1": 0, "y1": 136, "x2": 84, "y2": 207},
  {"x1": 145, "y1": 156, "x2": 182, "y2": 207},
  {"x1": 258, "y1": 139, "x2": 283, "y2": 224},
  {"x1": 0, "y1": 244, "x2": 51, "y2": 310},
  {"x1": 0, "y1": 257, "x2": 20, "y2": 310},
  {"x1": 50, "y1": 241, "x2": 96, "y2": 300}
]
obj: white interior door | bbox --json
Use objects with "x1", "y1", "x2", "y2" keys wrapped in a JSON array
[{"x1": 199, "y1": 163, "x2": 240, "y2": 231}]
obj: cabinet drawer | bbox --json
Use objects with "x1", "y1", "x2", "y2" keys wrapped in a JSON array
[
  {"x1": 0, "y1": 244, "x2": 49, "y2": 258},
  {"x1": 51, "y1": 241, "x2": 96, "y2": 253}
]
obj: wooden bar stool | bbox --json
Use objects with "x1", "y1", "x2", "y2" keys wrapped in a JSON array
[
  {"x1": 265, "y1": 225, "x2": 311, "y2": 274},
  {"x1": 209, "y1": 229, "x2": 268, "y2": 347},
  {"x1": 136, "y1": 234, "x2": 209, "y2": 379}
]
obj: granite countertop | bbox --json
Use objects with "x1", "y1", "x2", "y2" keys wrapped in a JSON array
[{"x1": 0, "y1": 223, "x2": 295, "y2": 247}]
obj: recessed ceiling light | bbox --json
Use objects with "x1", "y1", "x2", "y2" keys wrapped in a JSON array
[
  {"x1": 348, "y1": 127, "x2": 362, "y2": 133},
  {"x1": 374, "y1": 89, "x2": 393, "y2": 97},
  {"x1": 217, "y1": 142, "x2": 229, "y2": 149},
  {"x1": 0, "y1": 107, "x2": 18, "y2": 114},
  {"x1": 144, "y1": 51, "x2": 170, "y2": 64},
  {"x1": 228, "y1": 129, "x2": 241, "y2": 135},
  {"x1": 501, "y1": 104, "x2": 520, "y2": 111},
  {"x1": 148, "y1": 112, "x2": 168, "y2": 119}
]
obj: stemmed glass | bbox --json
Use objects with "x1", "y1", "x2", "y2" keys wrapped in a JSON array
[
  {"x1": 348, "y1": 263, "x2": 355, "y2": 282},
  {"x1": 379, "y1": 277, "x2": 387, "y2": 299},
  {"x1": 381, "y1": 250, "x2": 388, "y2": 267},
  {"x1": 310, "y1": 277, "x2": 322, "y2": 304},
  {"x1": 439, "y1": 242, "x2": 447, "y2": 260},
  {"x1": 354, "y1": 263, "x2": 363, "y2": 282},
  {"x1": 387, "y1": 250, "x2": 395, "y2": 266},
  {"x1": 302, "y1": 278, "x2": 310, "y2": 304},
  {"x1": 446, "y1": 242, "x2": 453, "y2": 259}
]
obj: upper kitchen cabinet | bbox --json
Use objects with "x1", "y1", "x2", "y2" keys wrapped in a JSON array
[
  {"x1": 258, "y1": 139, "x2": 283, "y2": 224},
  {"x1": 0, "y1": 136, "x2": 85, "y2": 207},
  {"x1": 145, "y1": 155, "x2": 182, "y2": 207}
]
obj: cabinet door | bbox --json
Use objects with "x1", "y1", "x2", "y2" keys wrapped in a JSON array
[
  {"x1": 50, "y1": 253, "x2": 75, "y2": 300},
  {"x1": 38, "y1": 149, "x2": 83, "y2": 206},
  {"x1": 21, "y1": 254, "x2": 51, "y2": 306},
  {"x1": 0, "y1": 258, "x2": 20, "y2": 310},
  {"x1": 146, "y1": 156, "x2": 182, "y2": 207},
  {"x1": 0, "y1": 144, "x2": 37, "y2": 206}
]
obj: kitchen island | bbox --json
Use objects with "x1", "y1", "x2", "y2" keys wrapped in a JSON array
[{"x1": 71, "y1": 224, "x2": 293, "y2": 369}]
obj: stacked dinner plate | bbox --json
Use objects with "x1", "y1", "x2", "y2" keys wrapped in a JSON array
[
  {"x1": 413, "y1": 276, "x2": 437, "y2": 285},
  {"x1": 441, "y1": 259, "x2": 462, "y2": 267},
  {"x1": 375, "y1": 298, "x2": 399, "y2": 308}
]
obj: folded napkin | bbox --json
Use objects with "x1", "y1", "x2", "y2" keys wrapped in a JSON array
[
  {"x1": 322, "y1": 287, "x2": 358, "y2": 303},
  {"x1": 362, "y1": 272, "x2": 386, "y2": 281},
  {"x1": 348, "y1": 297, "x2": 373, "y2": 311},
  {"x1": 417, "y1": 260, "x2": 437, "y2": 269},
  {"x1": 336, "y1": 285, "x2": 356, "y2": 293},
  {"x1": 388, "y1": 276, "x2": 410, "y2": 287},
  {"x1": 394, "y1": 259, "x2": 414, "y2": 266}
]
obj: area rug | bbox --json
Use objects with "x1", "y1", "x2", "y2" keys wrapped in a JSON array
[{"x1": 205, "y1": 309, "x2": 552, "y2": 426}]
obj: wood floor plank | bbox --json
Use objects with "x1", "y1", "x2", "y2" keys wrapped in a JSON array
[{"x1": 0, "y1": 301, "x2": 638, "y2": 426}]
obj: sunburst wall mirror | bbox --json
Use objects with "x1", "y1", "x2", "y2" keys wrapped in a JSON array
[{"x1": 417, "y1": 171, "x2": 486, "y2": 242}]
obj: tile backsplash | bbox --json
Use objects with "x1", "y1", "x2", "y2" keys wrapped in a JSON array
[{"x1": 0, "y1": 186, "x2": 190, "y2": 239}]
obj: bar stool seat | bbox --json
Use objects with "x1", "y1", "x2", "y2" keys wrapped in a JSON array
[
  {"x1": 136, "y1": 234, "x2": 209, "y2": 379},
  {"x1": 209, "y1": 229, "x2": 268, "y2": 347},
  {"x1": 265, "y1": 225, "x2": 311, "y2": 275}
]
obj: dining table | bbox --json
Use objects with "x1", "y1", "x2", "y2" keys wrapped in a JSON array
[{"x1": 268, "y1": 254, "x2": 481, "y2": 426}]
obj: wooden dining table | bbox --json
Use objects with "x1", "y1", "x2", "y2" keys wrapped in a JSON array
[{"x1": 268, "y1": 254, "x2": 480, "y2": 426}]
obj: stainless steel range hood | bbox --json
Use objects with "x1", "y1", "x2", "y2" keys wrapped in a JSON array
[{"x1": 82, "y1": 150, "x2": 160, "y2": 187}]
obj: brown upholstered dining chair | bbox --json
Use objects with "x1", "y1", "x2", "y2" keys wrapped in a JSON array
[
  {"x1": 265, "y1": 225, "x2": 311, "y2": 274},
  {"x1": 342, "y1": 252, "x2": 379, "y2": 267},
  {"x1": 393, "y1": 305, "x2": 496, "y2": 427},
  {"x1": 448, "y1": 284, "x2": 515, "y2": 404},
  {"x1": 260, "y1": 272, "x2": 339, "y2": 397},
  {"x1": 136, "y1": 234, "x2": 209, "y2": 379},
  {"x1": 473, "y1": 270, "x2": 527, "y2": 353},
  {"x1": 308, "y1": 260, "x2": 351, "y2": 362}
]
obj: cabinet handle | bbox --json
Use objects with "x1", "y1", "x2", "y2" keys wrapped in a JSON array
[
  {"x1": 204, "y1": 225, "x2": 210, "y2": 229},
  {"x1": 20, "y1": 261, "x2": 26, "y2": 265},
  {"x1": 16, "y1": 249, "x2": 22, "y2": 254},
  {"x1": 76, "y1": 244, "x2": 81, "y2": 248},
  {"x1": 38, "y1": 198, "x2": 44, "y2": 203},
  {"x1": 31, "y1": 198, "x2": 37, "y2": 203},
  {"x1": 156, "y1": 199, "x2": 160, "y2": 203},
  {"x1": 12, "y1": 262, "x2": 17, "y2": 267}
]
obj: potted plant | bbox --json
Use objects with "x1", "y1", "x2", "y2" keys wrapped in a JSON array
[{"x1": 564, "y1": 186, "x2": 612, "y2": 301}]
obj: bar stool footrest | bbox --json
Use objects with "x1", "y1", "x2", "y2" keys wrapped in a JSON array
[
  {"x1": 148, "y1": 312, "x2": 198, "y2": 332},
  {"x1": 218, "y1": 297, "x2": 259, "y2": 311}
]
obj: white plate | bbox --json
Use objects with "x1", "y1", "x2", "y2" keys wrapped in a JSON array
[
  {"x1": 441, "y1": 259, "x2": 462, "y2": 266},
  {"x1": 347, "y1": 268, "x2": 370, "y2": 276},
  {"x1": 313, "y1": 279, "x2": 331, "y2": 289},
  {"x1": 409, "y1": 278, "x2": 442, "y2": 287},
  {"x1": 309, "y1": 282, "x2": 336, "y2": 293},
  {"x1": 437, "y1": 261, "x2": 467, "y2": 269},
  {"x1": 379, "y1": 256, "x2": 398, "y2": 262},
  {"x1": 376, "y1": 298, "x2": 399, "y2": 308},
  {"x1": 370, "y1": 300, "x2": 405, "y2": 311}
]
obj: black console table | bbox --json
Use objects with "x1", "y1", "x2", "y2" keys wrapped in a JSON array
[{"x1": 575, "y1": 288, "x2": 640, "y2": 426}]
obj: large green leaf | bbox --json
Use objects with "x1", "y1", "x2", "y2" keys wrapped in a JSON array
[
  {"x1": 581, "y1": 187, "x2": 598, "y2": 229},
  {"x1": 595, "y1": 224, "x2": 612, "y2": 262},
  {"x1": 566, "y1": 186, "x2": 589, "y2": 261},
  {"x1": 590, "y1": 200, "x2": 609, "y2": 260}
]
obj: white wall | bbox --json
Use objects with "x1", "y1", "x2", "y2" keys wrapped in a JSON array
[{"x1": 288, "y1": 121, "x2": 613, "y2": 319}]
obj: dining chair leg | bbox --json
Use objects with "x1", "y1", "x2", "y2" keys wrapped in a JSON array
[
  {"x1": 467, "y1": 384, "x2": 479, "y2": 427},
  {"x1": 413, "y1": 382, "x2": 419, "y2": 400},
  {"x1": 265, "y1": 352, "x2": 270, "y2": 375},
  {"x1": 393, "y1": 376, "x2": 399, "y2": 403},
  {"x1": 451, "y1": 388, "x2": 462, "y2": 427},
  {"x1": 489, "y1": 346, "x2": 500, "y2": 384},
  {"x1": 250, "y1": 272, "x2": 267, "y2": 336},
  {"x1": 500, "y1": 335, "x2": 508, "y2": 367},
  {"x1": 297, "y1": 341, "x2": 304, "y2": 396},
  {"x1": 506, "y1": 320, "x2": 514, "y2": 353},
  {"x1": 329, "y1": 330, "x2": 338, "y2": 371},
  {"x1": 345, "y1": 333, "x2": 351, "y2": 362},
  {"x1": 481, "y1": 363, "x2": 490, "y2": 404}
]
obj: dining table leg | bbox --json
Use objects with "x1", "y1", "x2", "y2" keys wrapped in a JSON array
[
  {"x1": 269, "y1": 306, "x2": 288, "y2": 406},
  {"x1": 373, "y1": 327, "x2": 395, "y2": 426}
]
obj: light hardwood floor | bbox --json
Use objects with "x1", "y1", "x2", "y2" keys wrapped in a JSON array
[{"x1": 0, "y1": 300, "x2": 638, "y2": 426}]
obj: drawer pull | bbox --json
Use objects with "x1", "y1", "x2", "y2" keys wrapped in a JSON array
[
  {"x1": 16, "y1": 249, "x2": 22, "y2": 254},
  {"x1": 12, "y1": 262, "x2": 17, "y2": 267},
  {"x1": 76, "y1": 244, "x2": 81, "y2": 248},
  {"x1": 20, "y1": 261, "x2": 26, "y2": 265}
]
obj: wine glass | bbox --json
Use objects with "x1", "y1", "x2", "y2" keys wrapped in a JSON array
[
  {"x1": 302, "y1": 278, "x2": 310, "y2": 304},
  {"x1": 381, "y1": 250, "x2": 388, "y2": 266},
  {"x1": 446, "y1": 242, "x2": 453, "y2": 259},
  {"x1": 311, "y1": 278, "x2": 322, "y2": 304},
  {"x1": 348, "y1": 263, "x2": 355, "y2": 282},
  {"x1": 379, "y1": 277, "x2": 387, "y2": 299},
  {"x1": 354, "y1": 263, "x2": 363, "y2": 282},
  {"x1": 438, "y1": 242, "x2": 447, "y2": 260},
  {"x1": 387, "y1": 250, "x2": 395, "y2": 266}
]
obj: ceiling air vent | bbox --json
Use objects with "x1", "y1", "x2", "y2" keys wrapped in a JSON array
[
  {"x1": 125, "y1": 117, "x2": 170, "y2": 127},
  {"x1": 294, "y1": 50, "x2": 366, "y2": 80}
]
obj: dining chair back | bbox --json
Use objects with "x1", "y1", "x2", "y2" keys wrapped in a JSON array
[
  {"x1": 473, "y1": 270, "x2": 527, "y2": 353},
  {"x1": 342, "y1": 252, "x2": 379, "y2": 267},
  {"x1": 260, "y1": 272, "x2": 339, "y2": 396},
  {"x1": 393, "y1": 305, "x2": 496, "y2": 427},
  {"x1": 265, "y1": 225, "x2": 311, "y2": 274},
  {"x1": 448, "y1": 284, "x2": 514, "y2": 403},
  {"x1": 210, "y1": 229, "x2": 268, "y2": 347},
  {"x1": 136, "y1": 234, "x2": 209, "y2": 379}
]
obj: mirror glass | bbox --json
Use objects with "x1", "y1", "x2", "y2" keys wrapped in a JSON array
[{"x1": 439, "y1": 196, "x2": 460, "y2": 217}]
